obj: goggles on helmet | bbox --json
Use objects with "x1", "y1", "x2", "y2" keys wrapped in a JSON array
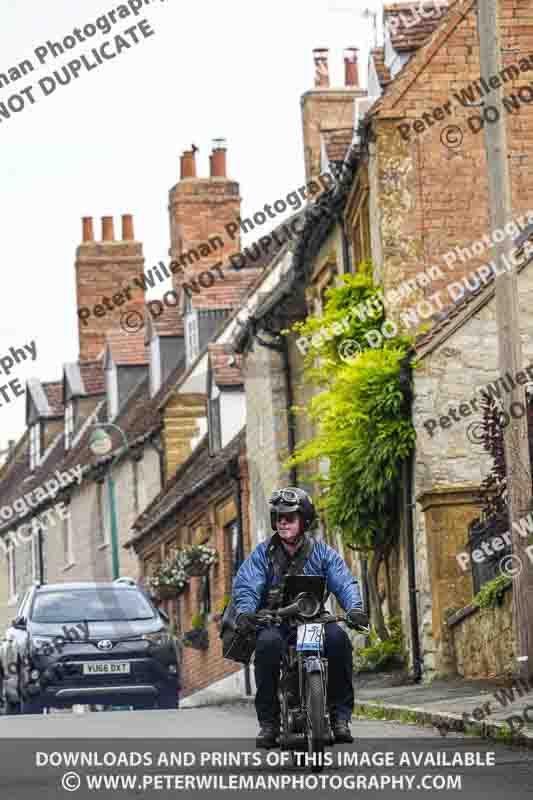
[{"x1": 270, "y1": 489, "x2": 300, "y2": 505}]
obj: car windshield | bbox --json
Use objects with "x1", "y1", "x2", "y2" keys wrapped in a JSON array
[{"x1": 31, "y1": 589, "x2": 155, "y2": 624}]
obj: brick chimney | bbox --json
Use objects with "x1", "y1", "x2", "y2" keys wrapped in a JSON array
[
  {"x1": 180, "y1": 149, "x2": 197, "y2": 179},
  {"x1": 313, "y1": 48, "x2": 330, "y2": 88},
  {"x1": 168, "y1": 142, "x2": 241, "y2": 293},
  {"x1": 75, "y1": 214, "x2": 146, "y2": 362},
  {"x1": 301, "y1": 49, "x2": 367, "y2": 183},
  {"x1": 344, "y1": 48, "x2": 359, "y2": 87},
  {"x1": 210, "y1": 139, "x2": 227, "y2": 178}
]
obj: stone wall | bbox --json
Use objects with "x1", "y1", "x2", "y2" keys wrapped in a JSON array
[
  {"x1": 413, "y1": 261, "x2": 533, "y2": 676},
  {"x1": 449, "y1": 587, "x2": 514, "y2": 679}
]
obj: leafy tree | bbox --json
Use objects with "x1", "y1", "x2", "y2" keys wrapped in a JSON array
[{"x1": 286, "y1": 268, "x2": 416, "y2": 640}]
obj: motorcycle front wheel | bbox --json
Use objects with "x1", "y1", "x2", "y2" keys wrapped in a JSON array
[{"x1": 305, "y1": 672, "x2": 326, "y2": 773}]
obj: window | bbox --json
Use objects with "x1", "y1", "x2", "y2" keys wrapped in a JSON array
[
  {"x1": 150, "y1": 337, "x2": 162, "y2": 396},
  {"x1": 65, "y1": 402, "x2": 75, "y2": 450},
  {"x1": 62, "y1": 510, "x2": 74, "y2": 566},
  {"x1": 97, "y1": 482, "x2": 110, "y2": 546},
  {"x1": 106, "y1": 366, "x2": 119, "y2": 419},
  {"x1": 200, "y1": 574, "x2": 211, "y2": 617},
  {"x1": 352, "y1": 194, "x2": 371, "y2": 270},
  {"x1": 7, "y1": 543, "x2": 16, "y2": 602},
  {"x1": 208, "y1": 395, "x2": 222, "y2": 454},
  {"x1": 185, "y1": 311, "x2": 199, "y2": 365},
  {"x1": 31, "y1": 531, "x2": 40, "y2": 582},
  {"x1": 29, "y1": 423, "x2": 41, "y2": 470},
  {"x1": 225, "y1": 520, "x2": 241, "y2": 590}
]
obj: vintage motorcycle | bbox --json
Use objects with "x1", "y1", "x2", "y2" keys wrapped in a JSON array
[{"x1": 250, "y1": 575, "x2": 368, "y2": 773}]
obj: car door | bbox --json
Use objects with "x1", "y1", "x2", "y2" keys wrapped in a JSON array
[{"x1": 4, "y1": 589, "x2": 32, "y2": 702}]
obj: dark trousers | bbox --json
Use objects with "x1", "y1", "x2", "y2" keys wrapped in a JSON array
[{"x1": 254, "y1": 622, "x2": 354, "y2": 725}]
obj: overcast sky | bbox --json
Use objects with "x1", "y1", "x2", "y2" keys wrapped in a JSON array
[{"x1": 0, "y1": 0, "x2": 385, "y2": 446}]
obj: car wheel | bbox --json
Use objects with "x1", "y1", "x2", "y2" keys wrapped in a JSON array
[
  {"x1": 21, "y1": 697, "x2": 44, "y2": 714},
  {"x1": 4, "y1": 699, "x2": 21, "y2": 715}
]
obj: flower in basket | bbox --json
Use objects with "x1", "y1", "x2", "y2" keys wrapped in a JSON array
[
  {"x1": 182, "y1": 544, "x2": 219, "y2": 575},
  {"x1": 145, "y1": 555, "x2": 190, "y2": 596}
]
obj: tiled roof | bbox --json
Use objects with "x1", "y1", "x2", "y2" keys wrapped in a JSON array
[
  {"x1": 371, "y1": 47, "x2": 391, "y2": 88},
  {"x1": 190, "y1": 267, "x2": 264, "y2": 312},
  {"x1": 42, "y1": 381, "x2": 64, "y2": 416},
  {"x1": 128, "y1": 428, "x2": 246, "y2": 544},
  {"x1": 322, "y1": 129, "x2": 355, "y2": 165},
  {"x1": 79, "y1": 361, "x2": 105, "y2": 395},
  {"x1": 384, "y1": 1, "x2": 450, "y2": 53},
  {"x1": 105, "y1": 329, "x2": 148, "y2": 366},
  {"x1": 208, "y1": 344, "x2": 243, "y2": 387}
]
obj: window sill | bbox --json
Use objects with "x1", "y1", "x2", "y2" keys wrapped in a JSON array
[{"x1": 62, "y1": 561, "x2": 77, "y2": 572}]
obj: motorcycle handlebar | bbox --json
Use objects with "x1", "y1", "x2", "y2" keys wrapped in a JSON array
[{"x1": 251, "y1": 611, "x2": 369, "y2": 633}]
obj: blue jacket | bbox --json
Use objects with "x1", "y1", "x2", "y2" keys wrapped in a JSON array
[{"x1": 233, "y1": 535, "x2": 363, "y2": 615}]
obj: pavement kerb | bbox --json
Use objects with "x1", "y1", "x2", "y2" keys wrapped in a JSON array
[{"x1": 353, "y1": 700, "x2": 533, "y2": 751}]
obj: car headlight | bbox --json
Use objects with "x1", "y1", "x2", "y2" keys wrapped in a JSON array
[
  {"x1": 32, "y1": 637, "x2": 56, "y2": 652},
  {"x1": 142, "y1": 631, "x2": 171, "y2": 645}
]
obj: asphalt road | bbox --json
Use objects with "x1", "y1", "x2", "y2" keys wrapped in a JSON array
[{"x1": 0, "y1": 702, "x2": 531, "y2": 798}]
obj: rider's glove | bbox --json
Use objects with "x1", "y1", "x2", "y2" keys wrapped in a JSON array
[
  {"x1": 346, "y1": 609, "x2": 369, "y2": 630},
  {"x1": 235, "y1": 613, "x2": 256, "y2": 635}
]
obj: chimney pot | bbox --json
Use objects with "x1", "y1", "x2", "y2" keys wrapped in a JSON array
[
  {"x1": 313, "y1": 48, "x2": 330, "y2": 88},
  {"x1": 122, "y1": 213, "x2": 135, "y2": 241},
  {"x1": 180, "y1": 149, "x2": 197, "y2": 179},
  {"x1": 210, "y1": 139, "x2": 227, "y2": 178},
  {"x1": 102, "y1": 216, "x2": 115, "y2": 242},
  {"x1": 82, "y1": 216, "x2": 94, "y2": 242},
  {"x1": 344, "y1": 47, "x2": 359, "y2": 87}
]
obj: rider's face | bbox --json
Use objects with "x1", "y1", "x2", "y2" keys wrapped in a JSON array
[{"x1": 277, "y1": 512, "x2": 301, "y2": 542}]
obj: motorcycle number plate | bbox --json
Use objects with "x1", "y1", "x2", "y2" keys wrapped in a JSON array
[{"x1": 296, "y1": 623, "x2": 323, "y2": 652}]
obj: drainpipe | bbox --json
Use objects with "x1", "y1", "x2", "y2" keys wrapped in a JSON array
[
  {"x1": 228, "y1": 456, "x2": 251, "y2": 695},
  {"x1": 401, "y1": 352, "x2": 423, "y2": 683},
  {"x1": 255, "y1": 332, "x2": 298, "y2": 486}
]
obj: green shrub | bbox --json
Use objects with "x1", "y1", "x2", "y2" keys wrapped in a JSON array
[
  {"x1": 355, "y1": 616, "x2": 404, "y2": 672},
  {"x1": 472, "y1": 574, "x2": 512, "y2": 609}
]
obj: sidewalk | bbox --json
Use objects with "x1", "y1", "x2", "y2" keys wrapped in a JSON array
[{"x1": 353, "y1": 672, "x2": 533, "y2": 748}]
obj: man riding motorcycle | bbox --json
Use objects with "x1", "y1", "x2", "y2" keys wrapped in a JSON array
[{"x1": 233, "y1": 487, "x2": 368, "y2": 749}]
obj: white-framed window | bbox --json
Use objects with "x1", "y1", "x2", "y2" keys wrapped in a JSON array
[
  {"x1": 7, "y1": 543, "x2": 16, "y2": 603},
  {"x1": 185, "y1": 311, "x2": 199, "y2": 365},
  {"x1": 29, "y1": 422, "x2": 41, "y2": 470},
  {"x1": 31, "y1": 531, "x2": 39, "y2": 582},
  {"x1": 62, "y1": 510, "x2": 74, "y2": 566},
  {"x1": 106, "y1": 365, "x2": 119, "y2": 419},
  {"x1": 150, "y1": 337, "x2": 162, "y2": 396},
  {"x1": 97, "y1": 481, "x2": 113, "y2": 547},
  {"x1": 65, "y1": 402, "x2": 75, "y2": 450}
]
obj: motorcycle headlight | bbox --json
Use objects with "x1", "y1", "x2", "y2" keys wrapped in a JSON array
[{"x1": 142, "y1": 631, "x2": 171, "y2": 645}]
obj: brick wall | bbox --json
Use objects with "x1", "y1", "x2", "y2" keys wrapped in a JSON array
[
  {"x1": 75, "y1": 215, "x2": 146, "y2": 361},
  {"x1": 372, "y1": 1, "x2": 533, "y2": 311}
]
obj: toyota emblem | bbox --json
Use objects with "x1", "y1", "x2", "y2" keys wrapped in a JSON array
[{"x1": 97, "y1": 640, "x2": 113, "y2": 651}]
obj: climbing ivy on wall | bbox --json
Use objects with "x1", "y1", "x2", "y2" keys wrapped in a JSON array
[{"x1": 285, "y1": 265, "x2": 417, "y2": 639}]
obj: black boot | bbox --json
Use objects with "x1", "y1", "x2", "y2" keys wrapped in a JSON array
[
  {"x1": 256, "y1": 722, "x2": 279, "y2": 749},
  {"x1": 333, "y1": 719, "x2": 353, "y2": 744}
]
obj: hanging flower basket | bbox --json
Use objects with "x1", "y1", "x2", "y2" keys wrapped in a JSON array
[
  {"x1": 182, "y1": 544, "x2": 218, "y2": 578},
  {"x1": 145, "y1": 555, "x2": 190, "y2": 600},
  {"x1": 183, "y1": 628, "x2": 209, "y2": 651}
]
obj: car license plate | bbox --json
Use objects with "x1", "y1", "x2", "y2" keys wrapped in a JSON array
[
  {"x1": 82, "y1": 662, "x2": 130, "y2": 675},
  {"x1": 297, "y1": 623, "x2": 323, "y2": 652}
]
